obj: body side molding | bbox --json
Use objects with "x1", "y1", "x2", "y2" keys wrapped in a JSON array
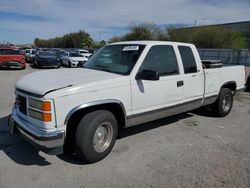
[{"x1": 64, "y1": 99, "x2": 128, "y2": 126}]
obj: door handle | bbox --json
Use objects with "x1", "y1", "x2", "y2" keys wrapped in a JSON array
[{"x1": 177, "y1": 80, "x2": 184, "y2": 87}]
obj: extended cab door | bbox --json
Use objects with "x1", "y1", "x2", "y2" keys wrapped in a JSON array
[
  {"x1": 130, "y1": 45, "x2": 184, "y2": 125},
  {"x1": 177, "y1": 45, "x2": 204, "y2": 104}
]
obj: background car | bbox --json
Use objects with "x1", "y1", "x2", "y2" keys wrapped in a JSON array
[
  {"x1": 0, "y1": 48, "x2": 26, "y2": 69},
  {"x1": 34, "y1": 51, "x2": 61, "y2": 68},
  {"x1": 56, "y1": 50, "x2": 67, "y2": 64},
  {"x1": 74, "y1": 49, "x2": 92, "y2": 58},
  {"x1": 24, "y1": 49, "x2": 32, "y2": 62},
  {"x1": 29, "y1": 49, "x2": 37, "y2": 64},
  {"x1": 62, "y1": 52, "x2": 88, "y2": 67}
]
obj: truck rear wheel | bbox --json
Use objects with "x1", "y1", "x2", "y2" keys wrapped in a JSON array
[
  {"x1": 75, "y1": 110, "x2": 118, "y2": 163},
  {"x1": 212, "y1": 88, "x2": 233, "y2": 117}
]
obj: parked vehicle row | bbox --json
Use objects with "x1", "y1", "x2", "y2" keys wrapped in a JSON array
[
  {"x1": 25, "y1": 48, "x2": 94, "y2": 69},
  {"x1": 0, "y1": 47, "x2": 96, "y2": 70}
]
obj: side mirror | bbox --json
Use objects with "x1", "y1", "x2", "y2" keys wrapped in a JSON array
[{"x1": 136, "y1": 70, "x2": 160, "y2": 81}]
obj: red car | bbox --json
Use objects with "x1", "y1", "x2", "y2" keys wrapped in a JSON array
[{"x1": 0, "y1": 48, "x2": 26, "y2": 69}]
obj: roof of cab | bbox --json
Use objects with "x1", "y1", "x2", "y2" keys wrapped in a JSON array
[{"x1": 108, "y1": 40, "x2": 193, "y2": 46}]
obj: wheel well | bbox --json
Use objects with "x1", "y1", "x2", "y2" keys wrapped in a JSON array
[
  {"x1": 65, "y1": 103, "x2": 126, "y2": 145},
  {"x1": 221, "y1": 82, "x2": 236, "y2": 94}
]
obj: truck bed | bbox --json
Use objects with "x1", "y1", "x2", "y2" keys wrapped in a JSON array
[{"x1": 203, "y1": 65, "x2": 245, "y2": 99}]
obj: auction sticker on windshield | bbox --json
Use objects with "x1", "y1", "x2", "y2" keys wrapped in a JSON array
[{"x1": 122, "y1": 46, "x2": 139, "y2": 51}]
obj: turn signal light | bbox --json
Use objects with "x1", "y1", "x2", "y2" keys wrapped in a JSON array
[
  {"x1": 42, "y1": 101, "x2": 51, "y2": 111},
  {"x1": 43, "y1": 113, "x2": 52, "y2": 122}
]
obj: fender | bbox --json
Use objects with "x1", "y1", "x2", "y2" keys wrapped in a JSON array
[
  {"x1": 220, "y1": 81, "x2": 237, "y2": 94},
  {"x1": 64, "y1": 99, "x2": 128, "y2": 126}
]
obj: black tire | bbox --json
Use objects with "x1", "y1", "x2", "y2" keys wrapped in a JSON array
[
  {"x1": 77, "y1": 63, "x2": 82, "y2": 68},
  {"x1": 212, "y1": 88, "x2": 233, "y2": 117},
  {"x1": 68, "y1": 61, "x2": 71, "y2": 68},
  {"x1": 75, "y1": 110, "x2": 118, "y2": 163}
]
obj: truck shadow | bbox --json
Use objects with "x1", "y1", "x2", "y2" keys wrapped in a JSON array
[
  {"x1": 0, "y1": 115, "x2": 51, "y2": 166},
  {"x1": 191, "y1": 107, "x2": 217, "y2": 118},
  {"x1": 245, "y1": 86, "x2": 250, "y2": 92},
  {"x1": 1, "y1": 111, "x2": 214, "y2": 166},
  {"x1": 117, "y1": 113, "x2": 193, "y2": 138},
  {"x1": 58, "y1": 113, "x2": 194, "y2": 165}
]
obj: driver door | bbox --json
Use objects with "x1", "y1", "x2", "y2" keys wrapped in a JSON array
[{"x1": 130, "y1": 45, "x2": 184, "y2": 124}]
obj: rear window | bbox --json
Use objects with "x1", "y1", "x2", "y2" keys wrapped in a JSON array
[
  {"x1": 178, "y1": 46, "x2": 197, "y2": 74},
  {"x1": 0, "y1": 49, "x2": 21, "y2": 55}
]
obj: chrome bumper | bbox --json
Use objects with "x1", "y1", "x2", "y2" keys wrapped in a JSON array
[{"x1": 9, "y1": 110, "x2": 65, "y2": 155}]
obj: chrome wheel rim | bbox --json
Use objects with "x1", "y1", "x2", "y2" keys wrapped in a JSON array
[
  {"x1": 93, "y1": 122, "x2": 113, "y2": 153},
  {"x1": 222, "y1": 95, "x2": 231, "y2": 112}
]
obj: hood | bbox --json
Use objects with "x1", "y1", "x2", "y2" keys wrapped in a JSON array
[
  {"x1": 38, "y1": 55, "x2": 57, "y2": 60},
  {"x1": 0, "y1": 55, "x2": 24, "y2": 62},
  {"x1": 16, "y1": 68, "x2": 122, "y2": 97},
  {"x1": 70, "y1": 57, "x2": 88, "y2": 61}
]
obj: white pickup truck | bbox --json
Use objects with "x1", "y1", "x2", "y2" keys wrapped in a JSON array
[{"x1": 9, "y1": 41, "x2": 246, "y2": 163}]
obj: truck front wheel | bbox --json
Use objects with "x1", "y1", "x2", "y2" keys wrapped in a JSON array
[
  {"x1": 75, "y1": 110, "x2": 118, "y2": 163},
  {"x1": 212, "y1": 88, "x2": 233, "y2": 117}
]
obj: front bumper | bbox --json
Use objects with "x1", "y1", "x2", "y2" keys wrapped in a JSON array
[
  {"x1": 9, "y1": 109, "x2": 65, "y2": 155},
  {"x1": 0, "y1": 61, "x2": 25, "y2": 69},
  {"x1": 36, "y1": 60, "x2": 60, "y2": 68},
  {"x1": 71, "y1": 61, "x2": 78, "y2": 67}
]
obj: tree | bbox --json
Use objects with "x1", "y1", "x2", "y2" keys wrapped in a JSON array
[
  {"x1": 168, "y1": 26, "x2": 247, "y2": 49},
  {"x1": 109, "y1": 36, "x2": 124, "y2": 43},
  {"x1": 34, "y1": 38, "x2": 46, "y2": 47},
  {"x1": 82, "y1": 37, "x2": 93, "y2": 49},
  {"x1": 34, "y1": 30, "x2": 94, "y2": 48},
  {"x1": 109, "y1": 22, "x2": 168, "y2": 42}
]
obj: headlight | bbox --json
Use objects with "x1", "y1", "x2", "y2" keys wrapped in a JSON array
[
  {"x1": 29, "y1": 98, "x2": 51, "y2": 111},
  {"x1": 28, "y1": 98, "x2": 52, "y2": 122}
]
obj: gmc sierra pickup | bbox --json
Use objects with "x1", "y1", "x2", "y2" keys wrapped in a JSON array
[{"x1": 9, "y1": 41, "x2": 246, "y2": 163}]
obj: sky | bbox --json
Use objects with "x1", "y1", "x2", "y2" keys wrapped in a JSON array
[{"x1": 0, "y1": 0, "x2": 249, "y2": 44}]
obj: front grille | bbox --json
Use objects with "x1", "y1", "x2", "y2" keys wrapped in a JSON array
[
  {"x1": 2, "y1": 61, "x2": 21, "y2": 68},
  {"x1": 16, "y1": 95, "x2": 27, "y2": 115}
]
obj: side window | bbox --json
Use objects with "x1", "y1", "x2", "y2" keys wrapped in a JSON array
[
  {"x1": 178, "y1": 46, "x2": 197, "y2": 74},
  {"x1": 140, "y1": 45, "x2": 179, "y2": 76}
]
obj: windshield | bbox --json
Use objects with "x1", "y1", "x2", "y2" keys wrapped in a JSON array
[
  {"x1": 69, "y1": 53, "x2": 83, "y2": 57},
  {"x1": 38, "y1": 51, "x2": 57, "y2": 57},
  {"x1": 79, "y1": 50, "x2": 89, "y2": 53},
  {"x1": 0, "y1": 49, "x2": 21, "y2": 55},
  {"x1": 84, "y1": 44, "x2": 145, "y2": 75}
]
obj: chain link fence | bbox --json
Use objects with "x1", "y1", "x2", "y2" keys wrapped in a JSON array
[{"x1": 198, "y1": 49, "x2": 250, "y2": 66}]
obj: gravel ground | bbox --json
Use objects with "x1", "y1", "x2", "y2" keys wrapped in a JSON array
[{"x1": 0, "y1": 65, "x2": 250, "y2": 188}]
